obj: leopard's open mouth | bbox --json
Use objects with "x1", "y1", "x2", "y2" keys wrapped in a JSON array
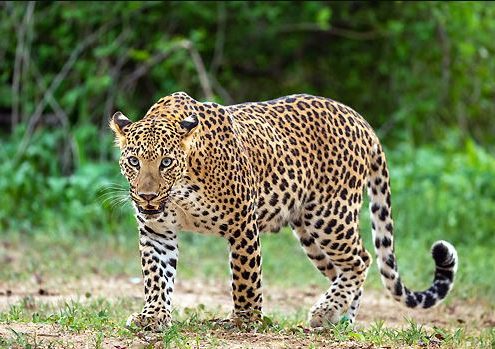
[
  {"x1": 138, "y1": 207, "x2": 163, "y2": 215},
  {"x1": 137, "y1": 202, "x2": 166, "y2": 215}
]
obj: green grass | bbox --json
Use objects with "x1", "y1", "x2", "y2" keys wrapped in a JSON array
[
  {"x1": 0, "y1": 298, "x2": 493, "y2": 349},
  {"x1": 2, "y1": 229, "x2": 493, "y2": 348}
]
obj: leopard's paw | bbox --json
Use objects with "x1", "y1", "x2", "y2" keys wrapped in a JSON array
[
  {"x1": 308, "y1": 307, "x2": 342, "y2": 328},
  {"x1": 126, "y1": 312, "x2": 170, "y2": 332},
  {"x1": 228, "y1": 310, "x2": 263, "y2": 329}
]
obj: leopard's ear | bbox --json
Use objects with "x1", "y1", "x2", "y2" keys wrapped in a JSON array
[
  {"x1": 109, "y1": 112, "x2": 132, "y2": 148},
  {"x1": 178, "y1": 114, "x2": 199, "y2": 150},
  {"x1": 178, "y1": 114, "x2": 199, "y2": 136}
]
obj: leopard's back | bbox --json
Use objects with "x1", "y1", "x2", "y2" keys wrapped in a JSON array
[{"x1": 226, "y1": 94, "x2": 377, "y2": 233}]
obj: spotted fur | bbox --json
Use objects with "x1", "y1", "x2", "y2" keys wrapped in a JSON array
[{"x1": 110, "y1": 92, "x2": 458, "y2": 331}]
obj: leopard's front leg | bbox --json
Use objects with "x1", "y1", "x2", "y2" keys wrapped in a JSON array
[
  {"x1": 127, "y1": 223, "x2": 178, "y2": 332},
  {"x1": 227, "y1": 218, "x2": 263, "y2": 325}
]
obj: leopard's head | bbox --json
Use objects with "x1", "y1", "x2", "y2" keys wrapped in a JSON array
[{"x1": 110, "y1": 93, "x2": 199, "y2": 216}]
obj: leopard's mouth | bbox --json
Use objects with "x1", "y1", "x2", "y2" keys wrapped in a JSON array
[
  {"x1": 135, "y1": 200, "x2": 167, "y2": 216},
  {"x1": 132, "y1": 194, "x2": 171, "y2": 217},
  {"x1": 137, "y1": 206, "x2": 164, "y2": 215}
]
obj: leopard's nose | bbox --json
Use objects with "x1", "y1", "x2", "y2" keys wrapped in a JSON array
[{"x1": 138, "y1": 192, "x2": 158, "y2": 202}]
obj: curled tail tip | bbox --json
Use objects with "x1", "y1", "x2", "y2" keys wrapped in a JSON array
[
  {"x1": 432, "y1": 240, "x2": 458, "y2": 273},
  {"x1": 395, "y1": 240, "x2": 458, "y2": 310}
]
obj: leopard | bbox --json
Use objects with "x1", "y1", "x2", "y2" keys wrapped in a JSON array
[{"x1": 110, "y1": 92, "x2": 458, "y2": 331}]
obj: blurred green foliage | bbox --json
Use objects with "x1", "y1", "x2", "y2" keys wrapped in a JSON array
[
  {"x1": 0, "y1": 124, "x2": 133, "y2": 234},
  {"x1": 0, "y1": 2, "x2": 494, "y2": 296},
  {"x1": 1, "y1": 2, "x2": 494, "y2": 144}
]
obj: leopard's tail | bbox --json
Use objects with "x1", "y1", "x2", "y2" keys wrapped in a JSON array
[{"x1": 367, "y1": 142, "x2": 458, "y2": 308}]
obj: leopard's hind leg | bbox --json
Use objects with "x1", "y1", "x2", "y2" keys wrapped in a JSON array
[
  {"x1": 294, "y1": 188, "x2": 371, "y2": 327},
  {"x1": 291, "y1": 221, "x2": 338, "y2": 281},
  {"x1": 343, "y1": 247, "x2": 373, "y2": 323}
]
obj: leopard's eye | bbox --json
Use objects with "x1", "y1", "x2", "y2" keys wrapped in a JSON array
[
  {"x1": 161, "y1": 157, "x2": 173, "y2": 169},
  {"x1": 128, "y1": 156, "x2": 139, "y2": 168}
]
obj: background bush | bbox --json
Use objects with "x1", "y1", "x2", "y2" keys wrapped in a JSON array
[{"x1": 2, "y1": 2, "x2": 494, "y2": 143}]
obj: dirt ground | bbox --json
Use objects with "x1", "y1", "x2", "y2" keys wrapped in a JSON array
[{"x1": 0, "y1": 276, "x2": 493, "y2": 348}]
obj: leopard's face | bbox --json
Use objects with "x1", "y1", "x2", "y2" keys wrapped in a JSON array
[{"x1": 110, "y1": 110, "x2": 198, "y2": 216}]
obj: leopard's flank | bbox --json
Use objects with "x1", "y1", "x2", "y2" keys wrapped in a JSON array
[{"x1": 110, "y1": 92, "x2": 458, "y2": 331}]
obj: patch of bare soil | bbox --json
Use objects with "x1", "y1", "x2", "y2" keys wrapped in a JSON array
[
  {"x1": 0, "y1": 322, "x2": 148, "y2": 349},
  {"x1": 0, "y1": 323, "x2": 381, "y2": 349},
  {"x1": 0, "y1": 276, "x2": 493, "y2": 348}
]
